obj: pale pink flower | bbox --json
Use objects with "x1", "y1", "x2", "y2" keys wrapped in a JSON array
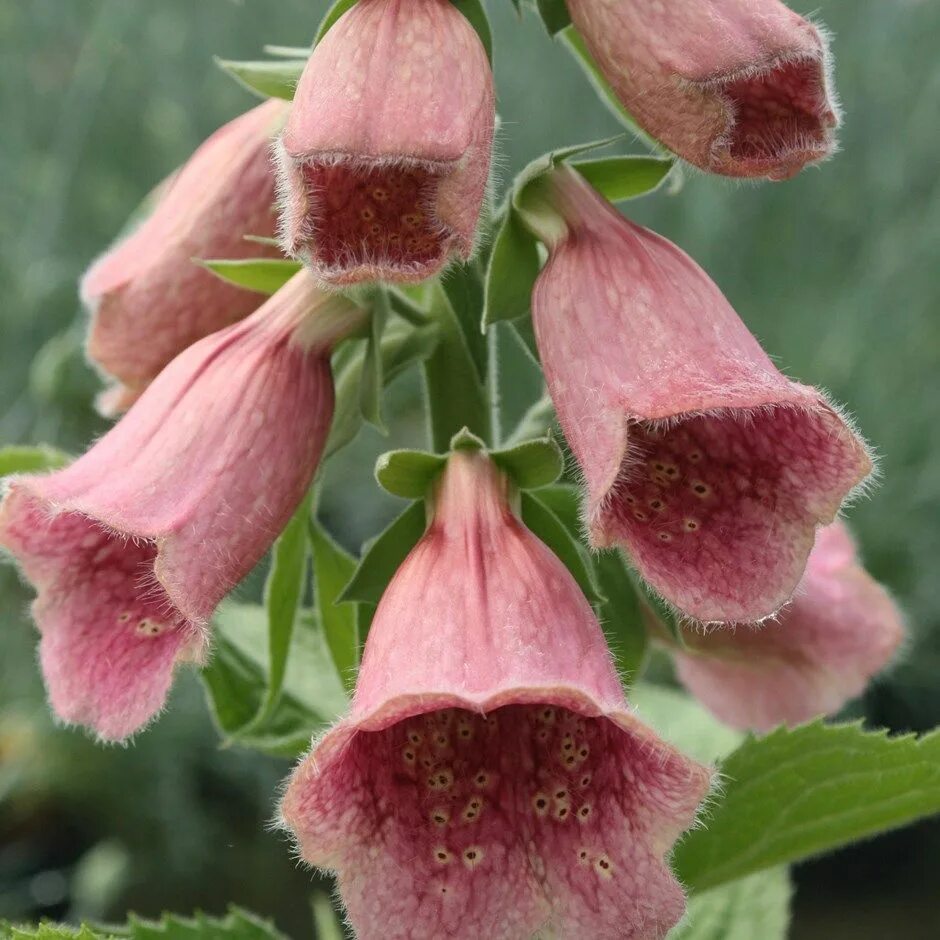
[
  {"x1": 277, "y1": 0, "x2": 494, "y2": 284},
  {"x1": 282, "y1": 450, "x2": 711, "y2": 940},
  {"x1": 82, "y1": 100, "x2": 286, "y2": 414},
  {"x1": 528, "y1": 167, "x2": 872, "y2": 623},
  {"x1": 0, "y1": 271, "x2": 365, "y2": 741},
  {"x1": 672, "y1": 522, "x2": 904, "y2": 730},
  {"x1": 566, "y1": 0, "x2": 839, "y2": 179}
]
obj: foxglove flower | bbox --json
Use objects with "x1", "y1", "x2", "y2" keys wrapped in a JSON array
[
  {"x1": 565, "y1": 0, "x2": 839, "y2": 179},
  {"x1": 82, "y1": 99, "x2": 286, "y2": 414},
  {"x1": 0, "y1": 271, "x2": 366, "y2": 741},
  {"x1": 672, "y1": 522, "x2": 904, "y2": 730},
  {"x1": 528, "y1": 166, "x2": 872, "y2": 623},
  {"x1": 282, "y1": 450, "x2": 711, "y2": 940},
  {"x1": 277, "y1": 0, "x2": 495, "y2": 284}
]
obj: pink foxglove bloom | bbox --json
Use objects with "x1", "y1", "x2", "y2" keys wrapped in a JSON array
[
  {"x1": 282, "y1": 450, "x2": 711, "y2": 940},
  {"x1": 672, "y1": 522, "x2": 904, "y2": 730},
  {"x1": 0, "y1": 271, "x2": 365, "y2": 741},
  {"x1": 82, "y1": 100, "x2": 286, "y2": 414},
  {"x1": 565, "y1": 0, "x2": 838, "y2": 179},
  {"x1": 277, "y1": 0, "x2": 495, "y2": 284},
  {"x1": 527, "y1": 166, "x2": 872, "y2": 624}
]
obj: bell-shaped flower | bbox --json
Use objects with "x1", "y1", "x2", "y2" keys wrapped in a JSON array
[
  {"x1": 0, "y1": 271, "x2": 366, "y2": 741},
  {"x1": 565, "y1": 0, "x2": 839, "y2": 179},
  {"x1": 82, "y1": 99, "x2": 287, "y2": 414},
  {"x1": 277, "y1": 0, "x2": 494, "y2": 284},
  {"x1": 671, "y1": 522, "x2": 904, "y2": 730},
  {"x1": 526, "y1": 166, "x2": 872, "y2": 624},
  {"x1": 281, "y1": 449, "x2": 711, "y2": 940}
]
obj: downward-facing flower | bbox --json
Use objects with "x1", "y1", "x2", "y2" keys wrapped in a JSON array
[
  {"x1": 82, "y1": 99, "x2": 286, "y2": 414},
  {"x1": 282, "y1": 449, "x2": 711, "y2": 940},
  {"x1": 0, "y1": 271, "x2": 366, "y2": 741},
  {"x1": 525, "y1": 166, "x2": 872, "y2": 624},
  {"x1": 277, "y1": 0, "x2": 495, "y2": 284},
  {"x1": 671, "y1": 522, "x2": 904, "y2": 730},
  {"x1": 565, "y1": 0, "x2": 839, "y2": 179}
]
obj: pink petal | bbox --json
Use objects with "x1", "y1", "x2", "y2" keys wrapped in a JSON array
[
  {"x1": 282, "y1": 451, "x2": 711, "y2": 939},
  {"x1": 278, "y1": 0, "x2": 494, "y2": 284},
  {"x1": 532, "y1": 168, "x2": 872, "y2": 623},
  {"x1": 82, "y1": 100, "x2": 286, "y2": 413},
  {"x1": 673, "y1": 522, "x2": 905, "y2": 730},
  {"x1": 566, "y1": 0, "x2": 838, "y2": 178}
]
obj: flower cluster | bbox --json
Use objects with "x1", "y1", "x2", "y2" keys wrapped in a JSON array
[{"x1": 0, "y1": 0, "x2": 906, "y2": 937}]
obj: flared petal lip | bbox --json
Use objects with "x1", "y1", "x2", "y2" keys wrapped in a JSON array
[
  {"x1": 1, "y1": 477, "x2": 209, "y2": 627},
  {"x1": 281, "y1": 683, "x2": 713, "y2": 867},
  {"x1": 587, "y1": 397, "x2": 873, "y2": 541}
]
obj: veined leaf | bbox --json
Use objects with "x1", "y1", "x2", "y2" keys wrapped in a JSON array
[{"x1": 674, "y1": 721, "x2": 940, "y2": 892}]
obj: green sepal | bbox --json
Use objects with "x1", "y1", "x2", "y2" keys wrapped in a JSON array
[
  {"x1": 0, "y1": 444, "x2": 70, "y2": 476},
  {"x1": 263, "y1": 45, "x2": 312, "y2": 58},
  {"x1": 214, "y1": 57, "x2": 305, "y2": 101},
  {"x1": 326, "y1": 321, "x2": 439, "y2": 458},
  {"x1": 449, "y1": 427, "x2": 486, "y2": 452},
  {"x1": 535, "y1": 0, "x2": 572, "y2": 36},
  {"x1": 375, "y1": 449, "x2": 447, "y2": 499},
  {"x1": 338, "y1": 501, "x2": 427, "y2": 605},
  {"x1": 490, "y1": 435, "x2": 563, "y2": 490},
  {"x1": 674, "y1": 721, "x2": 940, "y2": 893},
  {"x1": 451, "y1": 0, "x2": 494, "y2": 64},
  {"x1": 315, "y1": 0, "x2": 359, "y2": 45},
  {"x1": 571, "y1": 155, "x2": 675, "y2": 203},
  {"x1": 199, "y1": 258, "x2": 301, "y2": 295},
  {"x1": 520, "y1": 490, "x2": 602, "y2": 605},
  {"x1": 482, "y1": 206, "x2": 541, "y2": 327},
  {"x1": 309, "y1": 517, "x2": 360, "y2": 693}
]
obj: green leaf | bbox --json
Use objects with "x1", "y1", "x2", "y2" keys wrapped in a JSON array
[
  {"x1": 535, "y1": 0, "x2": 572, "y2": 35},
  {"x1": 440, "y1": 263, "x2": 487, "y2": 382},
  {"x1": 0, "y1": 444, "x2": 69, "y2": 476},
  {"x1": 339, "y1": 501, "x2": 427, "y2": 605},
  {"x1": 572, "y1": 155, "x2": 675, "y2": 203},
  {"x1": 359, "y1": 289, "x2": 390, "y2": 431},
  {"x1": 451, "y1": 0, "x2": 493, "y2": 63},
  {"x1": 326, "y1": 321, "x2": 439, "y2": 458},
  {"x1": 490, "y1": 436, "x2": 563, "y2": 490},
  {"x1": 520, "y1": 491, "x2": 602, "y2": 605},
  {"x1": 309, "y1": 517, "x2": 360, "y2": 692},
  {"x1": 674, "y1": 721, "x2": 940, "y2": 892},
  {"x1": 535, "y1": 483, "x2": 649, "y2": 680},
  {"x1": 669, "y1": 868, "x2": 792, "y2": 940},
  {"x1": 254, "y1": 491, "x2": 313, "y2": 723},
  {"x1": 263, "y1": 45, "x2": 312, "y2": 58},
  {"x1": 214, "y1": 57, "x2": 305, "y2": 101},
  {"x1": 506, "y1": 395, "x2": 555, "y2": 446},
  {"x1": 482, "y1": 207, "x2": 541, "y2": 327},
  {"x1": 375, "y1": 449, "x2": 446, "y2": 499},
  {"x1": 2, "y1": 905, "x2": 292, "y2": 939},
  {"x1": 200, "y1": 259, "x2": 300, "y2": 295},
  {"x1": 315, "y1": 0, "x2": 359, "y2": 45},
  {"x1": 202, "y1": 603, "x2": 346, "y2": 756}
]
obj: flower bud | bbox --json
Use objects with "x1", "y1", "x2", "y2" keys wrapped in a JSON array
[
  {"x1": 82, "y1": 100, "x2": 286, "y2": 414},
  {"x1": 672, "y1": 522, "x2": 904, "y2": 730},
  {"x1": 0, "y1": 271, "x2": 366, "y2": 741},
  {"x1": 277, "y1": 0, "x2": 495, "y2": 284},
  {"x1": 527, "y1": 167, "x2": 872, "y2": 624},
  {"x1": 566, "y1": 0, "x2": 839, "y2": 179},
  {"x1": 282, "y1": 450, "x2": 710, "y2": 939}
]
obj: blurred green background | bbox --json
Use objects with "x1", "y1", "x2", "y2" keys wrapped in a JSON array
[{"x1": 1, "y1": 0, "x2": 938, "y2": 936}]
